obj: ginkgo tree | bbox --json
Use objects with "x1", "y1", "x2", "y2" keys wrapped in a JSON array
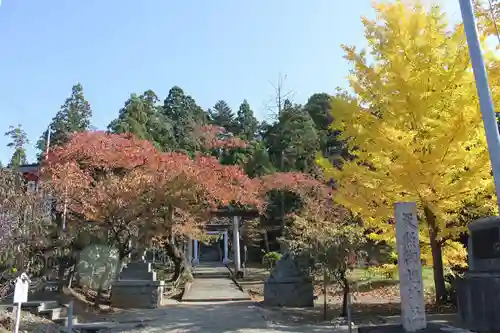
[{"x1": 318, "y1": 0, "x2": 497, "y2": 303}]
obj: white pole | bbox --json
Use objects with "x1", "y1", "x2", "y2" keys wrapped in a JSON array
[
  {"x1": 13, "y1": 303, "x2": 21, "y2": 333},
  {"x1": 459, "y1": 0, "x2": 500, "y2": 210},
  {"x1": 66, "y1": 300, "x2": 74, "y2": 332},
  {"x1": 44, "y1": 127, "x2": 51, "y2": 158}
]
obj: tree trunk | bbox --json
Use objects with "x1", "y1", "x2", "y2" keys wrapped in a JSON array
[
  {"x1": 424, "y1": 206, "x2": 446, "y2": 304},
  {"x1": 67, "y1": 266, "x2": 74, "y2": 288},
  {"x1": 164, "y1": 239, "x2": 190, "y2": 282},
  {"x1": 114, "y1": 252, "x2": 126, "y2": 281},
  {"x1": 57, "y1": 256, "x2": 66, "y2": 292},
  {"x1": 341, "y1": 270, "x2": 350, "y2": 317},
  {"x1": 74, "y1": 250, "x2": 82, "y2": 287},
  {"x1": 94, "y1": 262, "x2": 113, "y2": 308},
  {"x1": 263, "y1": 230, "x2": 270, "y2": 253}
]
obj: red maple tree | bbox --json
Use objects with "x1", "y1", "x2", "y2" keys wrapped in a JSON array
[
  {"x1": 43, "y1": 132, "x2": 159, "y2": 263},
  {"x1": 43, "y1": 131, "x2": 264, "y2": 279},
  {"x1": 259, "y1": 172, "x2": 331, "y2": 198},
  {"x1": 196, "y1": 125, "x2": 248, "y2": 150}
]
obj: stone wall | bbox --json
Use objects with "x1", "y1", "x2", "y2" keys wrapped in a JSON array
[{"x1": 110, "y1": 280, "x2": 164, "y2": 309}]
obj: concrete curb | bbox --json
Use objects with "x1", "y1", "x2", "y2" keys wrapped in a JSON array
[
  {"x1": 225, "y1": 265, "x2": 246, "y2": 293},
  {"x1": 181, "y1": 296, "x2": 252, "y2": 302}
]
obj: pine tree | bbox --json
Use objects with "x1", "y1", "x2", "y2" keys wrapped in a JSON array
[
  {"x1": 36, "y1": 83, "x2": 92, "y2": 159},
  {"x1": 161, "y1": 86, "x2": 208, "y2": 154},
  {"x1": 265, "y1": 101, "x2": 319, "y2": 173},
  {"x1": 108, "y1": 90, "x2": 174, "y2": 150},
  {"x1": 244, "y1": 141, "x2": 275, "y2": 177},
  {"x1": 234, "y1": 100, "x2": 258, "y2": 141},
  {"x1": 5, "y1": 124, "x2": 29, "y2": 167},
  {"x1": 305, "y1": 91, "x2": 352, "y2": 166},
  {"x1": 209, "y1": 100, "x2": 236, "y2": 133}
]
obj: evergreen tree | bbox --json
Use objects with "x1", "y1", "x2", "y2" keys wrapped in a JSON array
[
  {"x1": 5, "y1": 124, "x2": 29, "y2": 167},
  {"x1": 36, "y1": 83, "x2": 92, "y2": 159},
  {"x1": 209, "y1": 100, "x2": 236, "y2": 133},
  {"x1": 234, "y1": 100, "x2": 258, "y2": 141},
  {"x1": 108, "y1": 90, "x2": 174, "y2": 150},
  {"x1": 304, "y1": 92, "x2": 349, "y2": 164},
  {"x1": 161, "y1": 86, "x2": 208, "y2": 154},
  {"x1": 265, "y1": 101, "x2": 319, "y2": 173},
  {"x1": 244, "y1": 141, "x2": 275, "y2": 177}
]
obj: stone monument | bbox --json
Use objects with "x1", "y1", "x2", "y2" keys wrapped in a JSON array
[
  {"x1": 394, "y1": 202, "x2": 426, "y2": 332},
  {"x1": 263, "y1": 253, "x2": 314, "y2": 307},
  {"x1": 110, "y1": 250, "x2": 164, "y2": 309},
  {"x1": 457, "y1": 216, "x2": 500, "y2": 331}
]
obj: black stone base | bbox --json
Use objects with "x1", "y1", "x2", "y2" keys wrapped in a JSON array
[{"x1": 457, "y1": 272, "x2": 500, "y2": 332}]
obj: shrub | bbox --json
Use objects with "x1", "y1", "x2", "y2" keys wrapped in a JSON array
[
  {"x1": 366, "y1": 263, "x2": 398, "y2": 280},
  {"x1": 263, "y1": 251, "x2": 281, "y2": 270},
  {"x1": 388, "y1": 251, "x2": 398, "y2": 264},
  {"x1": 443, "y1": 265, "x2": 467, "y2": 305}
]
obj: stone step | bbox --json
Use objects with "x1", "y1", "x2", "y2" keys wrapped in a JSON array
[
  {"x1": 119, "y1": 270, "x2": 156, "y2": 281},
  {"x1": 3, "y1": 300, "x2": 59, "y2": 310},
  {"x1": 181, "y1": 278, "x2": 251, "y2": 302},
  {"x1": 73, "y1": 321, "x2": 120, "y2": 333},
  {"x1": 193, "y1": 272, "x2": 230, "y2": 279},
  {"x1": 57, "y1": 316, "x2": 78, "y2": 326},
  {"x1": 38, "y1": 307, "x2": 68, "y2": 321},
  {"x1": 37, "y1": 300, "x2": 62, "y2": 311},
  {"x1": 39, "y1": 302, "x2": 69, "y2": 312},
  {"x1": 123, "y1": 262, "x2": 152, "y2": 272}
]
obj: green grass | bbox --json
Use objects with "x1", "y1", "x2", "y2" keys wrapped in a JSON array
[{"x1": 350, "y1": 267, "x2": 435, "y2": 292}]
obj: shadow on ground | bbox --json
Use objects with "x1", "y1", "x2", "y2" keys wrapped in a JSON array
[
  {"x1": 258, "y1": 302, "x2": 458, "y2": 327},
  {"x1": 97, "y1": 301, "x2": 345, "y2": 333}
]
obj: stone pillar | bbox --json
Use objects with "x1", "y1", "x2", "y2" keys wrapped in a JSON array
[
  {"x1": 233, "y1": 216, "x2": 241, "y2": 272},
  {"x1": 223, "y1": 230, "x2": 229, "y2": 264},
  {"x1": 395, "y1": 202, "x2": 426, "y2": 332},
  {"x1": 193, "y1": 240, "x2": 199, "y2": 265}
]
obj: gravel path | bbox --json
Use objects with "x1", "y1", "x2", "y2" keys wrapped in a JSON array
[{"x1": 101, "y1": 301, "x2": 349, "y2": 333}]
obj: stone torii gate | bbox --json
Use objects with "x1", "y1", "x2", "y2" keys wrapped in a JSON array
[{"x1": 187, "y1": 208, "x2": 259, "y2": 276}]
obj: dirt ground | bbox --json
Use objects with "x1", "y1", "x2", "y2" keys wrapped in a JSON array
[{"x1": 237, "y1": 264, "x2": 456, "y2": 325}]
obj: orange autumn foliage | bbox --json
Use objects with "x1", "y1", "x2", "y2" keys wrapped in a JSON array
[
  {"x1": 42, "y1": 131, "x2": 333, "y2": 243},
  {"x1": 196, "y1": 125, "x2": 248, "y2": 150},
  {"x1": 42, "y1": 131, "x2": 262, "y2": 234}
]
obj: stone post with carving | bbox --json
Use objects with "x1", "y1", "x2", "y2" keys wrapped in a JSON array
[{"x1": 395, "y1": 202, "x2": 427, "y2": 332}]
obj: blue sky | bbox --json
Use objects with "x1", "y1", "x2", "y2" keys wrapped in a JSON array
[{"x1": 0, "y1": 0, "x2": 459, "y2": 164}]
